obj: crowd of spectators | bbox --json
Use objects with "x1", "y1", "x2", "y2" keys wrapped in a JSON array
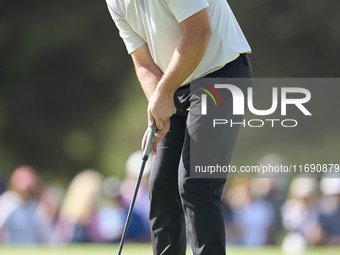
[
  {"x1": 0, "y1": 150, "x2": 152, "y2": 244},
  {"x1": 0, "y1": 152, "x2": 339, "y2": 251},
  {"x1": 222, "y1": 153, "x2": 340, "y2": 252}
]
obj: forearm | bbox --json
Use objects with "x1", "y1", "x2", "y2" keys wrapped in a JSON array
[
  {"x1": 137, "y1": 28, "x2": 210, "y2": 100},
  {"x1": 132, "y1": 8, "x2": 211, "y2": 100},
  {"x1": 156, "y1": 23, "x2": 211, "y2": 97},
  {"x1": 135, "y1": 63, "x2": 163, "y2": 100}
]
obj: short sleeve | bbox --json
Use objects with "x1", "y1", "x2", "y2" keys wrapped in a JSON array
[
  {"x1": 106, "y1": 1, "x2": 146, "y2": 54},
  {"x1": 164, "y1": 0, "x2": 209, "y2": 23}
]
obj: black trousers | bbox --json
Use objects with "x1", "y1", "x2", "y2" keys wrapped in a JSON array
[{"x1": 149, "y1": 55, "x2": 253, "y2": 255}]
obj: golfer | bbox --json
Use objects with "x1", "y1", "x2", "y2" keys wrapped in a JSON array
[{"x1": 106, "y1": 0, "x2": 252, "y2": 254}]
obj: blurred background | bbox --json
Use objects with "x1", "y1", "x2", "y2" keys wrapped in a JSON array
[{"x1": 0, "y1": 0, "x2": 340, "y2": 253}]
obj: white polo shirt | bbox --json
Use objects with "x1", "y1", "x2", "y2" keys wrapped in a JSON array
[{"x1": 106, "y1": 0, "x2": 251, "y2": 85}]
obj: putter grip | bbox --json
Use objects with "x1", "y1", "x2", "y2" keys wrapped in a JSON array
[{"x1": 143, "y1": 123, "x2": 157, "y2": 160}]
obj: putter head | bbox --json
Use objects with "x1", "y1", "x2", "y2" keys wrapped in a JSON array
[{"x1": 142, "y1": 123, "x2": 157, "y2": 160}]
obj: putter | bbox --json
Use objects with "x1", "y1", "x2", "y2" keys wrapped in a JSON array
[{"x1": 118, "y1": 123, "x2": 157, "y2": 255}]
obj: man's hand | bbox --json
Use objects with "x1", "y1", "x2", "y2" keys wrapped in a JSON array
[
  {"x1": 141, "y1": 118, "x2": 170, "y2": 155},
  {"x1": 148, "y1": 89, "x2": 176, "y2": 131},
  {"x1": 141, "y1": 89, "x2": 175, "y2": 155}
]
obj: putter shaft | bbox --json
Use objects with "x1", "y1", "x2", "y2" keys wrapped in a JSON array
[{"x1": 118, "y1": 124, "x2": 157, "y2": 255}]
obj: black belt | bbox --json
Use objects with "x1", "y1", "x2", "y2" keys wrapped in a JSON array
[
  {"x1": 204, "y1": 53, "x2": 248, "y2": 78},
  {"x1": 223, "y1": 53, "x2": 248, "y2": 69}
]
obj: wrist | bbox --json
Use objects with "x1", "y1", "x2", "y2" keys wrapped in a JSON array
[{"x1": 155, "y1": 81, "x2": 176, "y2": 98}]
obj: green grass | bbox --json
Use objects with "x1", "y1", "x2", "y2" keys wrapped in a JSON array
[{"x1": 0, "y1": 244, "x2": 339, "y2": 255}]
